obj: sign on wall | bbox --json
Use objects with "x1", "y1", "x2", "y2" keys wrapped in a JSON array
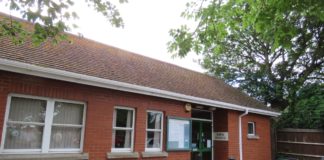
[
  {"x1": 213, "y1": 132, "x2": 229, "y2": 141},
  {"x1": 167, "y1": 117, "x2": 191, "y2": 151}
]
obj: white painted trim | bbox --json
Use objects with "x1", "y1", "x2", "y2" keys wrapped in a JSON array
[
  {"x1": 48, "y1": 148, "x2": 82, "y2": 152},
  {"x1": 6, "y1": 93, "x2": 85, "y2": 105},
  {"x1": 6, "y1": 121, "x2": 45, "y2": 126},
  {"x1": 51, "y1": 124, "x2": 83, "y2": 128},
  {"x1": 191, "y1": 118, "x2": 213, "y2": 122},
  {"x1": 0, "y1": 58, "x2": 280, "y2": 117},
  {"x1": 1, "y1": 95, "x2": 14, "y2": 152},
  {"x1": 79, "y1": 102, "x2": 87, "y2": 153},
  {"x1": 112, "y1": 106, "x2": 135, "y2": 152},
  {"x1": 145, "y1": 110, "x2": 163, "y2": 152},
  {"x1": 42, "y1": 100, "x2": 54, "y2": 153},
  {"x1": 0, "y1": 149, "x2": 42, "y2": 153},
  {"x1": 111, "y1": 148, "x2": 133, "y2": 153},
  {"x1": 0, "y1": 94, "x2": 86, "y2": 154}
]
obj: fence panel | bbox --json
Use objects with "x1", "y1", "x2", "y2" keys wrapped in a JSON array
[{"x1": 277, "y1": 128, "x2": 324, "y2": 160}]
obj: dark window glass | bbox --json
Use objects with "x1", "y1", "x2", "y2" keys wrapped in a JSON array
[
  {"x1": 115, "y1": 109, "x2": 133, "y2": 128},
  {"x1": 147, "y1": 112, "x2": 162, "y2": 129},
  {"x1": 113, "y1": 130, "x2": 132, "y2": 148},
  {"x1": 248, "y1": 122, "x2": 255, "y2": 134},
  {"x1": 146, "y1": 131, "x2": 161, "y2": 148},
  {"x1": 191, "y1": 110, "x2": 211, "y2": 119}
]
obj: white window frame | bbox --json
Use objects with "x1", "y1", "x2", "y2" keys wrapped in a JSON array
[
  {"x1": 111, "y1": 106, "x2": 135, "y2": 152},
  {"x1": 145, "y1": 110, "x2": 163, "y2": 152},
  {"x1": 247, "y1": 122, "x2": 256, "y2": 136},
  {"x1": 0, "y1": 94, "x2": 87, "y2": 154}
]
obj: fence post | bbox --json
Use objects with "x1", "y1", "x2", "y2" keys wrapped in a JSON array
[{"x1": 271, "y1": 120, "x2": 277, "y2": 160}]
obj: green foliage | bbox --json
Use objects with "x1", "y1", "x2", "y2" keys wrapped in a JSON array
[
  {"x1": 0, "y1": 18, "x2": 29, "y2": 44},
  {"x1": 0, "y1": 0, "x2": 127, "y2": 45},
  {"x1": 276, "y1": 83, "x2": 324, "y2": 129},
  {"x1": 169, "y1": 0, "x2": 324, "y2": 110}
]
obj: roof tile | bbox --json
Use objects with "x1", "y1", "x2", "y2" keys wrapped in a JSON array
[{"x1": 0, "y1": 13, "x2": 274, "y2": 112}]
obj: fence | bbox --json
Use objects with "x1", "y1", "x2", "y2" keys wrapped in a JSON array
[{"x1": 276, "y1": 128, "x2": 324, "y2": 160}]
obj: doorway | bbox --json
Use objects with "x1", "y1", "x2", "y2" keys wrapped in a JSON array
[{"x1": 191, "y1": 109, "x2": 213, "y2": 160}]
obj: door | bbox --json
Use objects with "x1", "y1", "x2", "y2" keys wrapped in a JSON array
[{"x1": 191, "y1": 120, "x2": 212, "y2": 160}]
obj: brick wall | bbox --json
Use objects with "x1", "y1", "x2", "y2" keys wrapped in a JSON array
[
  {"x1": 0, "y1": 71, "x2": 191, "y2": 160},
  {"x1": 214, "y1": 110, "x2": 272, "y2": 160},
  {"x1": 0, "y1": 71, "x2": 272, "y2": 160},
  {"x1": 242, "y1": 113, "x2": 272, "y2": 160}
]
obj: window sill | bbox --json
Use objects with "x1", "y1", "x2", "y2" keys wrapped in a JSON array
[
  {"x1": 247, "y1": 134, "x2": 260, "y2": 140},
  {"x1": 107, "y1": 152, "x2": 139, "y2": 159},
  {"x1": 0, "y1": 153, "x2": 89, "y2": 160},
  {"x1": 142, "y1": 151, "x2": 168, "y2": 158}
]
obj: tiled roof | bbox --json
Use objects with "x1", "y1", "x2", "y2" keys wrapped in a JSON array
[{"x1": 0, "y1": 13, "x2": 274, "y2": 112}]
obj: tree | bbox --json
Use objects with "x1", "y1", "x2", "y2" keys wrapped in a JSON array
[
  {"x1": 0, "y1": 0, "x2": 127, "y2": 45},
  {"x1": 276, "y1": 83, "x2": 324, "y2": 129},
  {"x1": 168, "y1": 0, "x2": 324, "y2": 110}
]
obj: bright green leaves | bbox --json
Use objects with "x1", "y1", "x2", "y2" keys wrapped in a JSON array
[
  {"x1": 0, "y1": 0, "x2": 126, "y2": 45},
  {"x1": 168, "y1": 0, "x2": 324, "y2": 110},
  {"x1": 168, "y1": 26, "x2": 194, "y2": 58},
  {"x1": 0, "y1": 18, "x2": 29, "y2": 45},
  {"x1": 87, "y1": 0, "x2": 124, "y2": 28}
]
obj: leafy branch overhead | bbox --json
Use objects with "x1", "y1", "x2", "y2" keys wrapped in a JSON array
[
  {"x1": 0, "y1": 0, "x2": 127, "y2": 45},
  {"x1": 169, "y1": 0, "x2": 324, "y2": 109}
]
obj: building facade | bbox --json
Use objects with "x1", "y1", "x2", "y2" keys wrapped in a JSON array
[{"x1": 0, "y1": 13, "x2": 279, "y2": 160}]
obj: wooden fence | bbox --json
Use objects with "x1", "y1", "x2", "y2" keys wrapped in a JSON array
[{"x1": 276, "y1": 128, "x2": 324, "y2": 160}]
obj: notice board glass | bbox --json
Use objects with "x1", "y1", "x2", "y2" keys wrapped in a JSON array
[{"x1": 167, "y1": 117, "x2": 191, "y2": 151}]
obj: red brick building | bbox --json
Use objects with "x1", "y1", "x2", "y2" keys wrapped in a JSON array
[{"x1": 0, "y1": 13, "x2": 279, "y2": 160}]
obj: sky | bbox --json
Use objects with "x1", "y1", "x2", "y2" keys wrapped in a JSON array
[{"x1": 1, "y1": 0, "x2": 205, "y2": 73}]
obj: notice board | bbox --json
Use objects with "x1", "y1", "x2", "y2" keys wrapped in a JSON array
[{"x1": 167, "y1": 117, "x2": 191, "y2": 151}]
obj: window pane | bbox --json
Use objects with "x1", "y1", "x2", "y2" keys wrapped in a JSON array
[
  {"x1": 9, "y1": 97, "x2": 46, "y2": 123},
  {"x1": 115, "y1": 109, "x2": 133, "y2": 128},
  {"x1": 147, "y1": 112, "x2": 162, "y2": 129},
  {"x1": 4, "y1": 123, "x2": 43, "y2": 149},
  {"x1": 146, "y1": 131, "x2": 161, "y2": 148},
  {"x1": 248, "y1": 123, "x2": 254, "y2": 134},
  {"x1": 112, "y1": 130, "x2": 132, "y2": 148},
  {"x1": 50, "y1": 127, "x2": 81, "y2": 149},
  {"x1": 53, "y1": 102, "x2": 84, "y2": 125},
  {"x1": 191, "y1": 110, "x2": 211, "y2": 120}
]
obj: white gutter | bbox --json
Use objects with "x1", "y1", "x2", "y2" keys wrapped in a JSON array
[
  {"x1": 0, "y1": 58, "x2": 280, "y2": 117},
  {"x1": 239, "y1": 109, "x2": 249, "y2": 160}
]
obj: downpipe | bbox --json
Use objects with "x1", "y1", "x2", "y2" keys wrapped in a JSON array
[{"x1": 239, "y1": 109, "x2": 249, "y2": 160}]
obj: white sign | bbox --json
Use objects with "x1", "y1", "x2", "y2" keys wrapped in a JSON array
[{"x1": 213, "y1": 132, "x2": 229, "y2": 141}]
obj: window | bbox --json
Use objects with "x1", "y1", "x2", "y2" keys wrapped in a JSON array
[
  {"x1": 191, "y1": 109, "x2": 212, "y2": 120},
  {"x1": 112, "y1": 107, "x2": 135, "y2": 152},
  {"x1": 146, "y1": 111, "x2": 163, "y2": 152},
  {"x1": 247, "y1": 122, "x2": 256, "y2": 135},
  {"x1": 1, "y1": 94, "x2": 86, "y2": 153}
]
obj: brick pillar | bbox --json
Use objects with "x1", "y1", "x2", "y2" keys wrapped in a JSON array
[{"x1": 213, "y1": 109, "x2": 229, "y2": 160}]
